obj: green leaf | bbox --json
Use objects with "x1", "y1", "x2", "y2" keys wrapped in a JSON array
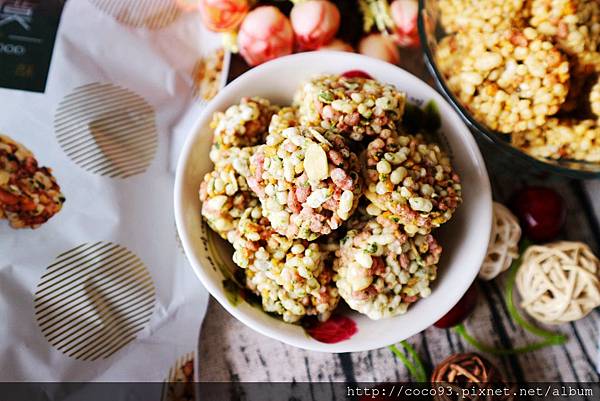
[{"x1": 423, "y1": 100, "x2": 442, "y2": 132}]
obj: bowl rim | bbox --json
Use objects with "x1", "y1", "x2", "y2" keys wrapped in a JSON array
[
  {"x1": 175, "y1": 51, "x2": 493, "y2": 352},
  {"x1": 416, "y1": 0, "x2": 600, "y2": 179}
]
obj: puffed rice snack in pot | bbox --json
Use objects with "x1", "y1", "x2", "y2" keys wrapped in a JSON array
[
  {"x1": 294, "y1": 74, "x2": 407, "y2": 142},
  {"x1": 363, "y1": 134, "x2": 462, "y2": 236},
  {"x1": 529, "y1": 0, "x2": 599, "y2": 67},
  {"x1": 591, "y1": 76, "x2": 600, "y2": 117},
  {"x1": 512, "y1": 118, "x2": 600, "y2": 162},
  {"x1": 232, "y1": 205, "x2": 339, "y2": 323},
  {"x1": 209, "y1": 96, "x2": 279, "y2": 163},
  {"x1": 248, "y1": 126, "x2": 363, "y2": 241},
  {"x1": 435, "y1": 34, "x2": 469, "y2": 80},
  {"x1": 199, "y1": 149, "x2": 259, "y2": 242},
  {"x1": 445, "y1": 28, "x2": 571, "y2": 134},
  {"x1": 438, "y1": 0, "x2": 528, "y2": 34},
  {"x1": 334, "y1": 213, "x2": 442, "y2": 320}
]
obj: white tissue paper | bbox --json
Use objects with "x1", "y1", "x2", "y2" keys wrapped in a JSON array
[{"x1": 0, "y1": 0, "x2": 223, "y2": 381}]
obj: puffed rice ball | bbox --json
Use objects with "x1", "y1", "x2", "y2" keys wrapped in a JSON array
[
  {"x1": 233, "y1": 205, "x2": 339, "y2": 323},
  {"x1": 436, "y1": 34, "x2": 469, "y2": 80},
  {"x1": 445, "y1": 28, "x2": 570, "y2": 133},
  {"x1": 529, "y1": 0, "x2": 600, "y2": 67},
  {"x1": 363, "y1": 134, "x2": 462, "y2": 236},
  {"x1": 268, "y1": 106, "x2": 299, "y2": 136},
  {"x1": 209, "y1": 97, "x2": 278, "y2": 163},
  {"x1": 334, "y1": 214, "x2": 442, "y2": 320},
  {"x1": 438, "y1": 0, "x2": 527, "y2": 34},
  {"x1": 512, "y1": 118, "x2": 600, "y2": 162},
  {"x1": 248, "y1": 126, "x2": 363, "y2": 241},
  {"x1": 294, "y1": 74, "x2": 407, "y2": 142},
  {"x1": 199, "y1": 157, "x2": 258, "y2": 242},
  {"x1": 0, "y1": 135, "x2": 65, "y2": 229}
]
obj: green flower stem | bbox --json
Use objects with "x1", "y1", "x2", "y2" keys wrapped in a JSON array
[
  {"x1": 398, "y1": 341, "x2": 427, "y2": 382},
  {"x1": 454, "y1": 324, "x2": 565, "y2": 356},
  {"x1": 389, "y1": 344, "x2": 422, "y2": 381}
]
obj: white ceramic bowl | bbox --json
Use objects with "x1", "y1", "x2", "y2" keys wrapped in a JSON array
[{"x1": 175, "y1": 51, "x2": 492, "y2": 352}]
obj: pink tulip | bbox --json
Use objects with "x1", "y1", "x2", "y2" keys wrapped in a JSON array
[
  {"x1": 358, "y1": 34, "x2": 401, "y2": 65},
  {"x1": 238, "y1": 6, "x2": 294, "y2": 66},
  {"x1": 290, "y1": 0, "x2": 341, "y2": 50},
  {"x1": 199, "y1": 0, "x2": 249, "y2": 32},
  {"x1": 175, "y1": 0, "x2": 202, "y2": 11},
  {"x1": 390, "y1": 0, "x2": 420, "y2": 47},
  {"x1": 319, "y1": 39, "x2": 354, "y2": 52}
]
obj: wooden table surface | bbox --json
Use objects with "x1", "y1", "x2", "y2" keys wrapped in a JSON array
[{"x1": 197, "y1": 52, "x2": 600, "y2": 383}]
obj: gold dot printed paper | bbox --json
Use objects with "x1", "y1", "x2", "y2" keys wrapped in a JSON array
[
  {"x1": 89, "y1": 0, "x2": 181, "y2": 29},
  {"x1": 34, "y1": 242, "x2": 157, "y2": 361},
  {"x1": 0, "y1": 0, "x2": 223, "y2": 381},
  {"x1": 55, "y1": 83, "x2": 158, "y2": 179}
]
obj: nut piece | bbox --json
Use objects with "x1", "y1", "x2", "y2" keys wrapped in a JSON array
[{"x1": 304, "y1": 143, "x2": 329, "y2": 182}]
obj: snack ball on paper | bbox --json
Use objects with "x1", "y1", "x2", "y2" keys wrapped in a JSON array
[{"x1": 0, "y1": 135, "x2": 65, "y2": 229}]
